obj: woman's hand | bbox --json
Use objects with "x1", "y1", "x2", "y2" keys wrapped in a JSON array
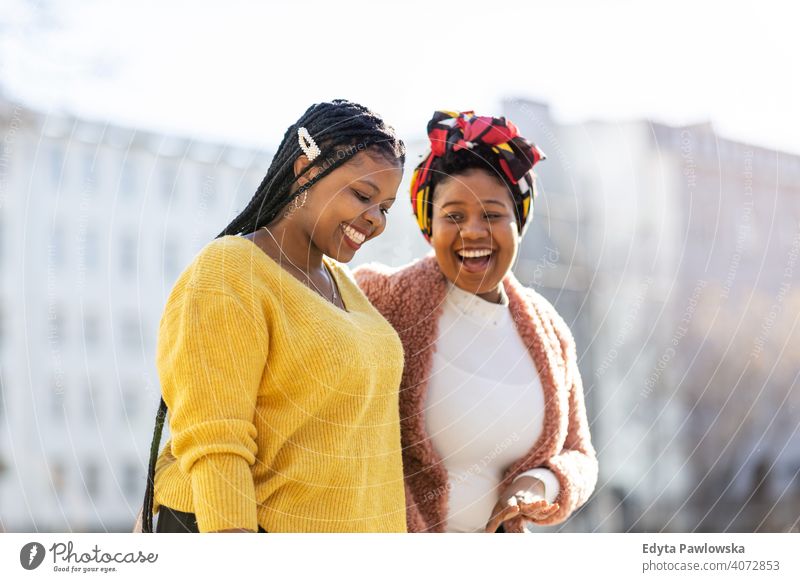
[
  {"x1": 484, "y1": 477, "x2": 560, "y2": 532},
  {"x1": 485, "y1": 495, "x2": 523, "y2": 533},
  {"x1": 516, "y1": 495, "x2": 560, "y2": 521}
]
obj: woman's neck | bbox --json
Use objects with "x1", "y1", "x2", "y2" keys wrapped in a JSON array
[
  {"x1": 257, "y1": 221, "x2": 324, "y2": 274},
  {"x1": 448, "y1": 281, "x2": 504, "y2": 304},
  {"x1": 477, "y1": 288, "x2": 503, "y2": 304}
]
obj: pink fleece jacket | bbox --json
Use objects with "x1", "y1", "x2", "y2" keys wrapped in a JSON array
[{"x1": 353, "y1": 253, "x2": 598, "y2": 532}]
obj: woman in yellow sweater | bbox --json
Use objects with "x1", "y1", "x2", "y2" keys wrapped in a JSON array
[{"x1": 137, "y1": 100, "x2": 407, "y2": 533}]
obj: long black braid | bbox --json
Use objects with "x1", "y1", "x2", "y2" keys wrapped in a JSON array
[{"x1": 141, "y1": 99, "x2": 405, "y2": 532}]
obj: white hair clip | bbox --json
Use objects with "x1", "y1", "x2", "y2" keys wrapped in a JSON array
[{"x1": 297, "y1": 127, "x2": 321, "y2": 161}]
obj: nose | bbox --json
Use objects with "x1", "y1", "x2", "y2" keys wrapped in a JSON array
[
  {"x1": 459, "y1": 217, "x2": 490, "y2": 240},
  {"x1": 362, "y1": 203, "x2": 385, "y2": 229}
]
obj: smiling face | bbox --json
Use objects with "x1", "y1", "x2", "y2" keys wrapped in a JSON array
[
  {"x1": 290, "y1": 149, "x2": 403, "y2": 263},
  {"x1": 430, "y1": 168, "x2": 520, "y2": 301}
]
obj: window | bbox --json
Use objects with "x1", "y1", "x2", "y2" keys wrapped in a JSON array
[
  {"x1": 83, "y1": 149, "x2": 96, "y2": 186},
  {"x1": 0, "y1": 210, "x2": 4, "y2": 268},
  {"x1": 50, "y1": 461, "x2": 66, "y2": 499},
  {"x1": 83, "y1": 462, "x2": 100, "y2": 500},
  {"x1": 232, "y1": 171, "x2": 254, "y2": 206},
  {"x1": 0, "y1": 368, "x2": 6, "y2": 420},
  {"x1": 779, "y1": 213, "x2": 799, "y2": 249},
  {"x1": 122, "y1": 462, "x2": 140, "y2": 500},
  {"x1": 50, "y1": 144, "x2": 64, "y2": 188},
  {"x1": 120, "y1": 233, "x2": 136, "y2": 276},
  {"x1": 199, "y1": 173, "x2": 217, "y2": 206},
  {"x1": 83, "y1": 313, "x2": 100, "y2": 348},
  {"x1": 48, "y1": 305, "x2": 65, "y2": 347},
  {"x1": 163, "y1": 238, "x2": 180, "y2": 280},
  {"x1": 84, "y1": 227, "x2": 98, "y2": 271},
  {"x1": 85, "y1": 378, "x2": 99, "y2": 419},
  {"x1": 122, "y1": 384, "x2": 138, "y2": 419},
  {"x1": 48, "y1": 225, "x2": 65, "y2": 268},
  {"x1": 120, "y1": 157, "x2": 138, "y2": 198},
  {"x1": 120, "y1": 316, "x2": 140, "y2": 351},
  {"x1": 245, "y1": 172, "x2": 262, "y2": 201},
  {"x1": 51, "y1": 376, "x2": 65, "y2": 420},
  {"x1": 161, "y1": 162, "x2": 177, "y2": 201}
]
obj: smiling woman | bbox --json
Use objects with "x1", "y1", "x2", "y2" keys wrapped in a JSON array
[
  {"x1": 135, "y1": 99, "x2": 409, "y2": 533},
  {"x1": 430, "y1": 169, "x2": 520, "y2": 303},
  {"x1": 355, "y1": 110, "x2": 597, "y2": 533}
]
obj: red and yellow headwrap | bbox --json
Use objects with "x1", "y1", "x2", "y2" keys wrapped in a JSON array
[{"x1": 410, "y1": 110, "x2": 546, "y2": 243}]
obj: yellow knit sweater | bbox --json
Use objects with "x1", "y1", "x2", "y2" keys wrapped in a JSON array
[{"x1": 152, "y1": 235, "x2": 407, "y2": 532}]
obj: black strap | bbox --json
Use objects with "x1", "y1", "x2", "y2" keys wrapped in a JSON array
[{"x1": 142, "y1": 397, "x2": 168, "y2": 533}]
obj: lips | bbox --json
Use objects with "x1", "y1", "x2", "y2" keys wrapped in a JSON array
[
  {"x1": 341, "y1": 223, "x2": 368, "y2": 250},
  {"x1": 455, "y1": 248, "x2": 494, "y2": 273}
]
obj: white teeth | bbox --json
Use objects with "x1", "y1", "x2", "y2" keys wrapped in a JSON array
[
  {"x1": 342, "y1": 224, "x2": 366, "y2": 245},
  {"x1": 456, "y1": 249, "x2": 492, "y2": 258}
]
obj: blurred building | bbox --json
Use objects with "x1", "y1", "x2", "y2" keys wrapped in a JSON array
[
  {"x1": 652, "y1": 122, "x2": 800, "y2": 532},
  {"x1": 505, "y1": 98, "x2": 800, "y2": 532},
  {"x1": 0, "y1": 96, "x2": 270, "y2": 531},
  {"x1": 1, "y1": 92, "x2": 797, "y2": 534}
]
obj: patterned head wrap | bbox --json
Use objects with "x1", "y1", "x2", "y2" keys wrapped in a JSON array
[{"x1": 410, "y1": 110, "x2": 546, "y2": 242}]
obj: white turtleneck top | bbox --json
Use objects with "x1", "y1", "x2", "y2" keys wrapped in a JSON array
[{"x1": 424, "y1": 281, "x2": 560, "y2": 532}]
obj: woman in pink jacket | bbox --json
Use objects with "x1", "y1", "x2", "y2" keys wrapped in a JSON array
[{"x1": 354, "y1": 110, "x2": 598, "y2": 533}]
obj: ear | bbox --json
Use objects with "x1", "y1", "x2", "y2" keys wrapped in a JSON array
[{"x1": 293, "y1": 155, "x2": 320, "y2": 188}]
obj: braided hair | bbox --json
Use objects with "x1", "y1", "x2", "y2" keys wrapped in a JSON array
[
  {"x1": 140, "y1": 99, "x2": 405, "y2": 532},
  {"x1": 219, "y1": 99, "x2": 405, "y2": 237}
]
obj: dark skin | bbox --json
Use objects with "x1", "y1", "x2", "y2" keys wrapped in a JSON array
[
  {"x1": 213, "y1": 149, "x2": 402, "y2": 532},
  {"x1": 430, "y1": 168, "x2": 560, "y2": 532},
  {"x1": 242, "y1": 150, "x2": 403, "y2": 310},
  {"x1": 484, "y1": 478, "x2": 560, "y2": 533},
  {"x1": 430, "y1": 168, "x2": 520, "y2": 303}
]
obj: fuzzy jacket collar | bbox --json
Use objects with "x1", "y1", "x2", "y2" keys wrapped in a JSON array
[{"x1": 354, "y1": 253, "x2": 597, "y2": 532}]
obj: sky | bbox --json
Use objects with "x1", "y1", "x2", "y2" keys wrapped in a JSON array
[{"x1": 1, "y1": 0, "x2": 798, "y2": 154}]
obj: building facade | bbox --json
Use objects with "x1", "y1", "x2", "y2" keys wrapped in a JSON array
[
  {"x1": 0, "y1": 97, "x2": 271, "y2": 532},
  {"x1": 505, "y1": 98, "x2": 800, "y2": 532}
]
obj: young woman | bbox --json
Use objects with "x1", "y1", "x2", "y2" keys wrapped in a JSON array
[
  {"x1": 136, "y1": 99, "x2": 408, "y2": 533},
  {"x1": 354, "y1": 110, "x2": 598, "y2": 533}
]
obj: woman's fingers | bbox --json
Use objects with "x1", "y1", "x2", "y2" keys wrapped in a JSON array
[
  {"x1": 484, "y1": 498, "x2": 520, "y2": 533},
  {"x1": 503, "y1": 515, "x2": 531, "y2": 533},
  {"x1": 519, "y1": 500, "x2": 560, "y2": 520},
  {"x1": 518, "y1": 499, "x2": 547, "y2": 512},
  {"x1": 534, "y1": 504, "x2": 560, "y2": 520}
]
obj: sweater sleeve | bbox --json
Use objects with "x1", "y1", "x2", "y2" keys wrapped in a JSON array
[
  {"x1": 157, "y1": 287, "x2": 268, "y2": 532},
  {"x1": 533, "y1": 306, "x2": 598, "y2": 526},
  {"x1": 513, "y1": 467, "x2": 561, "y2": 505}
]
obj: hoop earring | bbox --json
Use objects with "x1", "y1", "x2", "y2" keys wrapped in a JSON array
[{"x1": 283, "y1": 188, "x2": 308, "y2": 219}]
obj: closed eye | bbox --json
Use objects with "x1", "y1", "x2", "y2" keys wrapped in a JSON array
[
  {"x1": 352, "y1": 188, "x2": 370, "y2": 203},
  {"x1": 353, "y1": 188, "x2": 391, "y2": 216}
]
